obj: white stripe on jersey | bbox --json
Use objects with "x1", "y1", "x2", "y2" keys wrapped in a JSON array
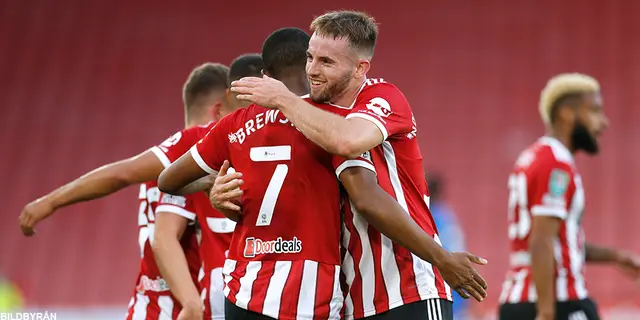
[
  {"x1": 567, "y1": 186, "x2": 588, "y2": 300},
  {"x1": 341, "y1": 224, "x2": 356, "y2": 317},
  {"x1": 131, "y1": 293, "x2": 149, "y2": 319},
  {"x1": 156, "y1": 204, "x2": 196, "y2": 220},
  {"x1": 157, "y1": 296, "x2": 174, "y2": 320},
  {"x1": 297, "y1": 260, "x2": 319, "y2": 318},
  {"x1": 262, "y1": 261, "x2": 292, "y2": 318},
  {"x1": 381, "y1": 141, "x2": 448, "y2": 300},
  {"x1": 434, "y1": 234, "x2": 454, "y2": 301},
  {"x1": 329, "y1": 266, "x2": 343, "y2": 319},
  {"x1": 190, "y1": 145, "x2": 218, "y2": 174},
  {"x1": 222, "y1": 259, "x2": 236, "y2": 297},
  {"x1": 350, "y1": 202, "x2": 377, "y2": 316},
  {"x1": 507, "y1": 269, "x2": 528, "y2": 303},
  {"x1": 150, "y1": 146, "x2": 172, "y2": 168},
  {"x1": 236, "y1": 261, "x2": 261, "y2": 310},
  {"x1": 209, "y1": 267, "x2": 225, "y2": 319}
]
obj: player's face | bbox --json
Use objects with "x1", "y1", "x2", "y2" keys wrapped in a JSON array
[
  {"x1": 306, "y1": 33, "x2": 358, "y2": 103},
  {"x1": 572, "y1": 92, "x2": 608, "y2": 154}
]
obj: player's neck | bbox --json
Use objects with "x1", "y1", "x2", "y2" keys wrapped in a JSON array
[
  {"x1": 186, "y1": 116, "x2": 213, "y2": 129},
  {"x1": 329, "y1": 77, "x2": 365, "y2": 107},
  {"x1": 548, "y1": 129, "x2": 575, "y2": 154},
  {"x1": 279, "y1": 74, "x2": 310, "y2": 96}
]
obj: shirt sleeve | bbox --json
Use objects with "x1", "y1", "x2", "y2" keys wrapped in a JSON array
[
  {"x1": 150, "y1": 128, "x2": 199, "y2": 168},
  {"x1": 529, "y1": 161, "x2": 575, "y2": 220},
  {"x1": 156, "y1": 193, "x2": 196, "y2": 222},
  {"x1": 332, "y1": 150, "x2": 376, "y2": 179},
  {"x1": 346, "y1": 82, "x2": 415, "y2": 141},
  {"x1": 190, "y1": 119, "x2": 230, "y2": 175}
]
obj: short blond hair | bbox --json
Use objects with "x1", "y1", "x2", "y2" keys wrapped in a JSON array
[{"x1": 539, "y1": 73, "x2": 600, "y2": 125}]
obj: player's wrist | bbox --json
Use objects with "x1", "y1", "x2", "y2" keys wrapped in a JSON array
[
  {"x1": 432, "y1": 248, "x2": 454, "y2": 270},
  {"x1": 274, "y1": 91, "x2": 298, "y2": 111},
  {"x1": 182, "y1": 298, "x2": 203, "y2": 311}
]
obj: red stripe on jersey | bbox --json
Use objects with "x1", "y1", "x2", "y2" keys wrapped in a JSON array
[
  {"x1": 226, "y1": 263, "x2": 248, "y2": 305},
  {"x1": 393, "y1": 243, "x2": 419, "y2": 302},
  {"x1": 247, "y1": 262, "x2": 275, "y2": 313},
  {"x1": 433, "y1": 265, "x2": 448, "y2": 300},
  {"x1": 342, "y1": 211, "x2": 366, "y2": 315},
  {"x1": 146, "y1": 295, "x2": 160, "y2": 320},
  {"x1": 172, "y1": 299, "x2": 181, "y2": 319},
  {"x1": 558, "y1": 223, "x2": 578, "y2": 300},
  {"x1": 313, "y1": 262, "x2": 331, "y2": 319},
  {"x1": 278, "y1": 261, "x2": 304, "y2": 318},
  {"x1": 368, "y1": 225, "x2": 389, "y2": 310}
]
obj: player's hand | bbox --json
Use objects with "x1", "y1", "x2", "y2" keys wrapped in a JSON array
[
  {"x1": 210, "y1": 160, "x2": 244, "y2": 218},
  {"x1": 176, "y1": 301, "x2": 203, "y2": 320},
  {"x1": 230, "y1": 75, "x2": 297, "y2": 109},
  {"x1": 437, "y1": 251, "x2": 488, "y2": 302},
  {"x1": 18, "y1": 197, "x2": 55, "y2": 237},
  {"x1": 616, "y1": 251, "x2": 640, "y2": 280}
]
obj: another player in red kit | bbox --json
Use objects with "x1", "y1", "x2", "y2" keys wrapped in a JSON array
[
  {"x1": 158, "y1": 28, "x2": 350, "y2": 320},
  {"x1": 152, "y1": 54, "x2": 263, "y2": 320},
  {"x1": 230, "y1": 11, "x2": 487, "y2": 320},
  {"x1": 498, "y1": 73, "x2": 640, "y2": 320},
  {"x1": 17, "y1": 63, "x2": 236, "y2": 320}
]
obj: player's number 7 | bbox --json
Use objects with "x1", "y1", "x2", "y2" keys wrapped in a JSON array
[{"x1": 251, "y1": 146, "x2": 290, "y2": 227}]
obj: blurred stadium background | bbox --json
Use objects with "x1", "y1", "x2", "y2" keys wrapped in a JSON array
[{"x1": 1, "y1": 0, "x2": 638, "y2": 319}]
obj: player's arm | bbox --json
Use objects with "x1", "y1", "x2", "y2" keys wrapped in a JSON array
[
  {"x1": 152, "y1": 197, "x2": 202, "y2": 315},
  {"x1": 170, "y1": 175, "x2": 216, "y2": 196},
  {"x1": 159, "y1": 122, "x2": 231, "y2": 195},
  {"x1": 275, "y1": 95, "x2": 382, "y2": 159},
  {"x1": 529, "y1": 216, "x2": 561, "y2": 320},
  {"x1": 585, "y1": 244, "x2": 621, "y2": 263},
  {"x1": 339, "y1": 165, "x2": 488, "y2": 301},
  {"x1": 19, "y1": 150, "x2": 164, "y2": 236},
  {"x1": 528, "y1": 164, "x2": 573, "y2": 320},
  {"x1": 585, "y1": 244, "x2": 640, "y2": 279},
  {"x1": 158, "y1": 152, "x2": 210, "y2": 195}
]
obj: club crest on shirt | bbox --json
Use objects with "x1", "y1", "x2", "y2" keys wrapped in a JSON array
[
  {"x1": 365, "y1": 97, "x2": 392, "y2": 118},
  {"x1": 549, "y1": 169, "x2": 570, "y2": 197}
]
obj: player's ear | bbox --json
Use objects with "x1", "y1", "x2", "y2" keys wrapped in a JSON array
[
  {"x1": 355, "y1": 59, "x2": 371, "y2": 78},
  {"x1": 211, "y1": 100, "x2": 224, "y2": 122}
]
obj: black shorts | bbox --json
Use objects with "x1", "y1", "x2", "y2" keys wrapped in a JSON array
[
  {"x1": 360, "y1": 298, "x2": 453, "y2": 320},
  {"x1": 499, "y1": 298, "x2": 600, "y2": 320},
  {"x1": 225, "y1": 299, "x2": 275, "y2": 320}
]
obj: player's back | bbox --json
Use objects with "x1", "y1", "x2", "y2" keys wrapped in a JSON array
[
  {"x1": 191, "y1": 103, "x2": 345, "y2": 319},
  {"x1": 500, "y1": 136, "x2": 587, "y2": 304},
  {"x1": 221, "y1": 104, "x2": 342, "y2": 264}
]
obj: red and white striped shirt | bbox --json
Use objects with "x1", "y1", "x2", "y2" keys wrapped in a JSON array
[
  {"x1": 499, "y1": 136, "x2": 588, "y2": 304},
  {"x1": 150, "y1": 121, "x2": 236, "y2": 319},
  {"x1": 338, "y1": 79, "x2": 452, "y2": 319},
  {"x1": 193, "y1": 191, "x2": 236, "y2": 320},
  {"x1": 191, "y1": 102, "x2": 369, "y2": 319},
  {"x1": 126, "y1": 181, "x2": 200, "y2": 320},
  {"x1": 127, "y1": 122, "x2": 220, "y2": 320}
]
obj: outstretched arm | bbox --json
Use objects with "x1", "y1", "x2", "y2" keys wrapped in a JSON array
[
  {"x1": 340, "y1": 166, "x2": 488, "y2": 302},
  {"x1": 19, "y1": 150, "x2": 164, "y2": 236}
]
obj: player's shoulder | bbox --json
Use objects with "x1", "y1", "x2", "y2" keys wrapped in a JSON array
[
  {"x1": 359, "y1": 78, "x2": 405, "y2": 97},
  {"x1": 516, "y1": 137, "x2": 575, "y2": 173},
  {"x1": 357, "y1": 77, "x2": 410, "y2": 111}
]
